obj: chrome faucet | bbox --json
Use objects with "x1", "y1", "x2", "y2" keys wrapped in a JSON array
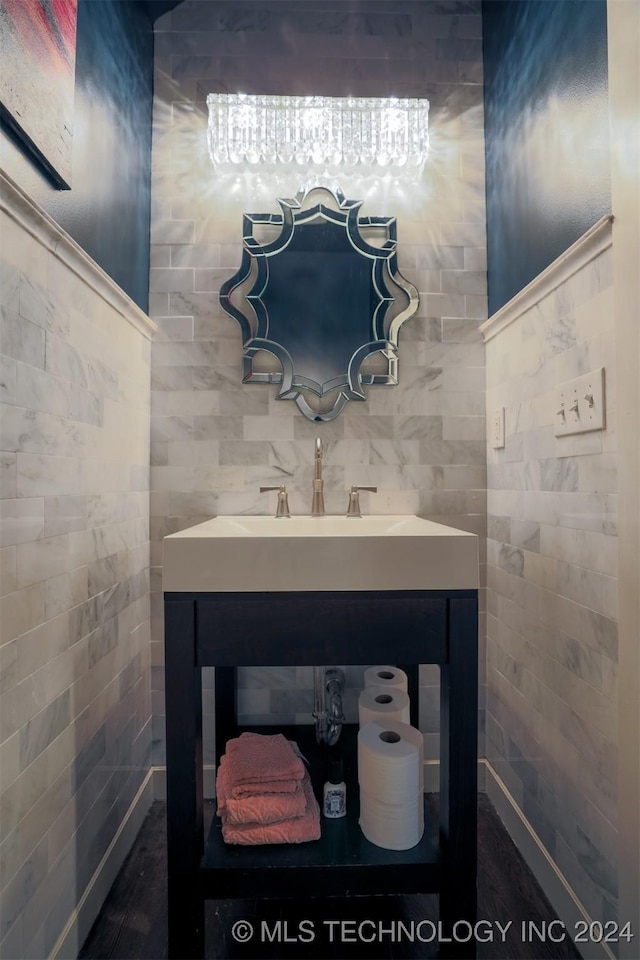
[{"x1": 311, "y1": 436, "x2": 325, "y2": 516}]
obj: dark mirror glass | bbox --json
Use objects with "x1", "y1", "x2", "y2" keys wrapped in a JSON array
[{"x1": 220, "y1": 185, "x2": 419, "y2": 421}]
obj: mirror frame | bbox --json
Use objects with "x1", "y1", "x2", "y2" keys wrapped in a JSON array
[{"x1": 219, "y1": 185, "x2": 419, "y2": 422}]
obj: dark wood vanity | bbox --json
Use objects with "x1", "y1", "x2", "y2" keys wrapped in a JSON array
[{"x1": 164, "y1": 587, "x2": 478, "y2": 959}]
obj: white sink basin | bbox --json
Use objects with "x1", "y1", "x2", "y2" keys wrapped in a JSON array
[{"x1": 163, "y1": 515, "x2": 478, "y2": 593}]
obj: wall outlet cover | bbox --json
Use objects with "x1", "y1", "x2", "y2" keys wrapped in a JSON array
[{"x1": 491, "y1": 407, "x2": 505, "y2": 449}]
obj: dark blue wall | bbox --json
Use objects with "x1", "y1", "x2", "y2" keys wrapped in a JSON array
[
  {"x1": 2, "y1": 0, "x2": 154, "y2": 311},
  {"x1": 482, "y1": 0, "x2": 610, "y2": 315}
]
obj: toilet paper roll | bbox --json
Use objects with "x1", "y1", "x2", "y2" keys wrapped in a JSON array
[
  {"x1": 364, "y1": 666, "x2": 408, "y2": 693},
  {"x1": 358, "y1": 686, "x2": 411, "y2": 726},
  {"x1": 359, "y1": 790, "x2": 424, "y2": 850},
  {"x1": 357, "y1": 719, "x2": 424, "y2": 805},
  {"x1": 360, "y1": 790, "x2": 424, "y2": 824}
]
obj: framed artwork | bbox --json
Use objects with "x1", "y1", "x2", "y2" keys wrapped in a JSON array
[{"x1": 1, "y1": 0, "x2": 79, "y2": 188}]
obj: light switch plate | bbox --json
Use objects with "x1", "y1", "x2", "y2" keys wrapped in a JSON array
[
  {"x1": 554, "y1": 367, "x2": 605, "y2": 437},
  {"x1": 491, "y1": 407, "x2": 505, "y2": 449}
]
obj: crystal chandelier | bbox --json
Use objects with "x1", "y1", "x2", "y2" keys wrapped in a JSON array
[{"x1": 206, "y1": 94, "x2": 430, "y2": 172}]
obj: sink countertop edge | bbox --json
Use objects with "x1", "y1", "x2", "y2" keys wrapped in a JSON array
[{"x1": 162, "y1": 520, "x2": 479, "y2": 593}]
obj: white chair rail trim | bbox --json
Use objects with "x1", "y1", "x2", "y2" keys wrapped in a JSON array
[
  {"x1": 0, "y1": 169, "x2": 157, "y2": 340},
  {"x1": 480, "y1": 214, "x2": 614, "y2": 343}
]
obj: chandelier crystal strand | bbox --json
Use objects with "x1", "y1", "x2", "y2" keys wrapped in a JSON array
[
  {"x1": 206, "y1": 94, "x2": 429, "y2": 172},
  {"x1": 343, "y1": 98, "x2": 358, "y2": 167}
]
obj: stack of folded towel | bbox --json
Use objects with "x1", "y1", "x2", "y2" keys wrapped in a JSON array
[{"x1": 216, "y1": 732, "x2": 321, "y2": 845}]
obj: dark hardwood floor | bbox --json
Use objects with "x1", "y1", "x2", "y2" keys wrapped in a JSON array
[{"x1": 80, "y1": 796, "x2": 581, "y2": 960}]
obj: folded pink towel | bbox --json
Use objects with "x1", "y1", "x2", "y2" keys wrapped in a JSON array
[
  {"x1": 230, "y1": 777, "x2": 302, "y2": 798},
  {"x1": 219, "y1": 737, "x2": 306, "y2": 798},
  {"x1": 216, "y1": 760, "x2": 307, "y2": 825},
  {"x1": 221, "y1": 773, "x2": 320, "y2": 845},
  {"x1": 224, "y1": 732, "x2": 305, "y2": 789}
]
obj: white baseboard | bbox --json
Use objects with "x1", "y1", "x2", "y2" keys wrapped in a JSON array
[
  {"x1": 50, "y1": 770, "x2": 154, "y2": 960},
  {"x1": 485, "y1": 761, "x2": 615, "y2": 960}
]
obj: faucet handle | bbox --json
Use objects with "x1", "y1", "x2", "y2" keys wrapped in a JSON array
[
  {"x1": 259, "y1": 485, "x2": 291, "y2": 518},
  {"x1": 346, "y1": 485, "x2": 378, "y2": 518}
]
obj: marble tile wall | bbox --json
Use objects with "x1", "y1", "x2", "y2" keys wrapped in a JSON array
[
  {"x1": 0, "y1": 194, "x2": 153, "y2": 958},
  {"x1": 150, "y1": 0, "x2": 487, "y2": 769},
  {"x1": 485, "y1": 244, "x2": 618, "y2": 931}
]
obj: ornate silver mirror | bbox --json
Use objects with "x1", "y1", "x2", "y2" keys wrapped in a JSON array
[{"x1": 220, "y1": 185, "x2": 419, "y2": 421}]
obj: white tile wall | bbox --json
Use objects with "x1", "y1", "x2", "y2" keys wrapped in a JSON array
[
  {"x1": 485, "y1": 241, "x2": 618, "y2": 930},
  {"x1": 0, "y1": 181, "x2": 154, "y2": 958}
]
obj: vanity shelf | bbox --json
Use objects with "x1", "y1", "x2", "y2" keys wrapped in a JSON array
[
  {"x1": 200, "y1": 724, "x2": 441, "y2": 901},
  {"x1": 164, "y1": 587, "x2": 478, "y2": 959}
]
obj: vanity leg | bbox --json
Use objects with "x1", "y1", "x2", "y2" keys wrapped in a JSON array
[
  {"x1": 215, "y1": 666, "x2": 237, "y2": 763},
  {"x1": 399, "y1": 663, "x2": 420, "y2": 728},
  {"x1": 439, "y1": 596, "x2": 478, "y2": 959},
  {"x1": 165, "y1": 597, "x2": 204, "y2": 959}
]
